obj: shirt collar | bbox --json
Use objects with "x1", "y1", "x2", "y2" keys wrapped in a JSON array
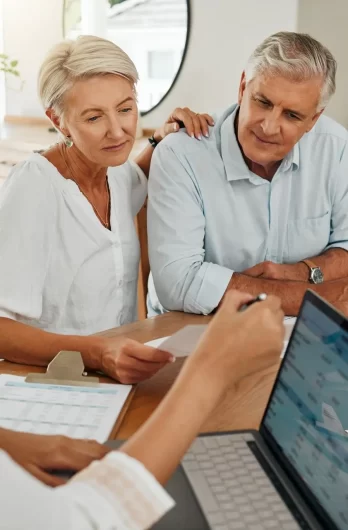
[{"x1": 219, "y1": 105, "x2": 300, "y2": 182}]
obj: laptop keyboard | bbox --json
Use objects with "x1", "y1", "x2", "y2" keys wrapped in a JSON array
[{"x1": 182, "y1": 433, "x2": 300, "y2": 530}]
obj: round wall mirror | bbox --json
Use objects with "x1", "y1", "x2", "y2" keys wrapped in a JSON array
[{"x1": 63, "y1": 0, "x2": 190, "y2": 115}]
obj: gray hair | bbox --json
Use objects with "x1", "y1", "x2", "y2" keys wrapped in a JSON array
[
  {"x1": 245, "y1": 32, "x2": 337, "y2": 111},
  {"x1": 38, "y1": 35, "x2": 139, "y2": 126}
]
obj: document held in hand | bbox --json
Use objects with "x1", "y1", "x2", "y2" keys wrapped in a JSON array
[{"x1": 145, "y1": 318, "x2": 296, "y2": 359}]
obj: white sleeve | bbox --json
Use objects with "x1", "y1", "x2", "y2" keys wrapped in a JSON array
[
  {"x1": 0, "y1": 161, "x2": 56, "y2": 320},
  {"x1": 0, "y1": 450, "x2": 72, "y2": 530},
  {"x1": 128, "y1": 161, "x2": 148, "y2": 216},
  {"x1": 0, "y1": 450, "x2": 174, "y2": 530}
]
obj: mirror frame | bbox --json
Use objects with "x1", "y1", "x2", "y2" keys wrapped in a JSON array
[
  {"x1": 62, "y1": 0, "x2": 191, "y2": 117},
  {"x1": 140, "y1": 0, "x2": 191, "y2": 117}
]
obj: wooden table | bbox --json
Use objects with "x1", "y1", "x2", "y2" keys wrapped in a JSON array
[{"x1": 0, "y1": 312, "x2": 281, "y2": 439}]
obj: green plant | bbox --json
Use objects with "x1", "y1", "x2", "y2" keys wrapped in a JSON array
[
  {"x1": 109, "y1": 0, "x2": 127, "y2": 6},
  {"x1": 0, "y1": 54, "x2": 20, "y2": 77}
]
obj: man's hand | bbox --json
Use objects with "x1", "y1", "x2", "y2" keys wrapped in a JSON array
[
  {"x1": 0, "y1": 428, "x2": 109, "y2": 486},
  {"x1": 243, "y1": 261, "x2": 308, "y2": 282},
  {"x1": 98, "y1": 337, "x2": 175, "y2": 384}
]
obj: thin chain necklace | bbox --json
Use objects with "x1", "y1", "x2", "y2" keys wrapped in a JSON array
[{"x1": 59, "y1": 144, "x2": 110, "y2": 229}]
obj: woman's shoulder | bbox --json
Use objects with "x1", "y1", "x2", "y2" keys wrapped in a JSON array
[
  {"x1": 107, "y1": 160, "x2": 134, "y2": 182},
  {"x1": 0, "y1": 153, "x2": 61, "y2": 217},
  {"x1": 3, "y1": 152, "x2": 60, "y2": 194},
  {"x1": 107, "y1": 159, "x2": 143, "y2": 179},
  {"x1": 108, "y1": 160, "x2": 147, "y2": 191}
]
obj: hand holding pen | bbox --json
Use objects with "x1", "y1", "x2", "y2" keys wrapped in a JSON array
[{"x1": 238, "y1": 293, "x2": 268, "y2": 312}]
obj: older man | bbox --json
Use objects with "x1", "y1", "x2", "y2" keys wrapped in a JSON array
[{"x1": 147, "y1": 32, "x2": 348, "y2": 317}]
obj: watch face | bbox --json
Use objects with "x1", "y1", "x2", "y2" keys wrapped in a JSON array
[{"x1": 312, "y1": 268, "x2": 324, "y2": 284}]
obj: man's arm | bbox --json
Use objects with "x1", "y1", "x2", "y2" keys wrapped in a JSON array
[
  {"x1": 243, "y1": 248, "x2": 348, "y2": 282},
  {"x1": 228, "y1": 141, "x2": 348, "y2": 314},
  {"x1": 148, "y1": 139, "x2": 233, "y2": 314},
  {"x1": 226, "y1": 274, "x2": 307, "y2": 315},
  {"x1": 226, "y1": 271, "x2": 348, "y2": 316}
]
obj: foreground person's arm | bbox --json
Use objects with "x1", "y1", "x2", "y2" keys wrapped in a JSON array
[
  {"x1": 0, "y1": 291, "x2": 284, "y2": 530},
  {"x1": 2, "y1": 290, "x2": 282, "y2": 530},
  {"x1": 117, "y1": 291, "x2": 284, "y2": 483}
]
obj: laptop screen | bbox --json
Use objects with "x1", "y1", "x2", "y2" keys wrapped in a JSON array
[{"x1": 262, "y1": 291, "x2": 348, "y2": 529}]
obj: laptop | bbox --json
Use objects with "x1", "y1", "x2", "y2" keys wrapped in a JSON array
[{"x1": 149, "y1": 290, "x2": 348, "y2": 529}]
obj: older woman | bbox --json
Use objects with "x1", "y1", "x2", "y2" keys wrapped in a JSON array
[{"x1": 0, "y1": 35, "x2": 213, "y2": 383}]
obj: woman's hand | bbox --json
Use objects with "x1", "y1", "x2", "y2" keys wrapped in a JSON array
[
  {"x1": 97, "y1": 336, "x2": 175, "y2": 384},
  {"x1": 154, "y1": 107, "x2": 215, "y2": 142},
  {"x1": 187, "y1": 290, "x2": 285, "y2": 393},
  {"x1": 0, "y1": 428, "x2": 109, "y2": 487}
]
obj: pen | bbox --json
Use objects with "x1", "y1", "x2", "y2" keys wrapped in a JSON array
[{"x1": 238, "y1": 293, "x2": 268, "y2": 312}]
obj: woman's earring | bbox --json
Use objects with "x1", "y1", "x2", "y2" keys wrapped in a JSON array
[{"x1": 65, "y1": 135, "x2": 73, "y2": 148}]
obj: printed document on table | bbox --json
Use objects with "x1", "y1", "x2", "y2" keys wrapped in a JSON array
[{"x1": 0, "y1": 375, "x2": 132, "y2": 442}]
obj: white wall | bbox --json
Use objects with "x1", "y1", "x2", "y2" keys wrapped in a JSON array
[
  {"x1": 143, "y1": 0, "x2": 298, "y2": 128},
  {"x1": 2, "y1": 0, "x2": 63, "y2": 118},
  {"x1": 297, "y1": 0, "x2": 348, "y2": 127},
  {"x1": 0, "y1": 0, "x2": 5, "y2": 122},
  {"x1": 2, "y1": 0, "x2": 298, "y2": 124}
]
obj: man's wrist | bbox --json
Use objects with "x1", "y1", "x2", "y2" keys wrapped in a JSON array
[{"x1": 293, "y1": 261, "x2": 310, "y2": 281}]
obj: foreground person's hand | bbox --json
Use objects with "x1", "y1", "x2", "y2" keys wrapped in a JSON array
[{"x1": 187, "y1": 289, "x2": 285, "y2": 391}]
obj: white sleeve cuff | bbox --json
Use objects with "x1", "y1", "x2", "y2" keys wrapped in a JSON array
[
  {"x1": 64, "y1": 451, "x2": 175, "y2": 530},
  {"x1": 184, "y1": 263, "x2": 233, "y2": 314}
]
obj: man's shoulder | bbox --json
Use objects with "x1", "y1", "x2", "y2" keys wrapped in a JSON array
[
  {"x1": 308, "y1": 114, "x2": 348, "y2": 143},
  {"x1": 155, "y1": 104, "x2": 236, "y2": 157}
]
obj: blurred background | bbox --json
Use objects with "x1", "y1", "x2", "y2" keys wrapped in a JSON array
[{"x1": 0, "y1": 0, "x2": 347, "y2": 180}]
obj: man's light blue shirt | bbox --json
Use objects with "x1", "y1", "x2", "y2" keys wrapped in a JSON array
[{"x1": 147, "y1": 104, "x2": 348, "y2": 315}]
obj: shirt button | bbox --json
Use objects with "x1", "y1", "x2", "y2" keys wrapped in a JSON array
[{"x1": 118, "y1": 280, "x2": 123, "y2": 287}]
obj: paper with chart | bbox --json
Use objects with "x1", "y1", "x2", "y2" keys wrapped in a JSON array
[
  {"x1": 0, "y1": 374, "x2": 132, "y2": 442},
  {"x1": 146, "y1": 318, "x2": 296, "y2": 358}
]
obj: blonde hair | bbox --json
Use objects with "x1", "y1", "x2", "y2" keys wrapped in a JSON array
[{"x1": 38, "y1": 35, "x2": 139, "y2": 125}]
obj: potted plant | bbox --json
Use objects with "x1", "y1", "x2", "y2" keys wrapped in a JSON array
[{"x1": 0, "y1": 54, "x2": 20, "y2": 78}]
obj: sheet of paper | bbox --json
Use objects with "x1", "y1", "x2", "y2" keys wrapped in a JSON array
[
  {"x1": 156, "y1": 325, "x2": 207, "y2": 357},
  {"x1": 0, "y1": 374, "x2": 132, "y2": 442},
  {"x1": 146, "y1": 318, "x2": 296, "y2": 359}
]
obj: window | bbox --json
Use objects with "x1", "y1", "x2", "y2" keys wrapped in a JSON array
[
  {"x1": 148, "y1": 50, "x2": 175, "y2": 80},
  {"x1": 63, "y1": 0, "x2": 190, "y2": 114}
]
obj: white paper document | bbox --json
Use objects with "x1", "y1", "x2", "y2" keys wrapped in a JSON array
[
  {"x1": 146, "y1": 318, "x2": 296, "y2": 359},
  {"x1": 0, "y1": 375, "x2": 132, "y2": 442}
]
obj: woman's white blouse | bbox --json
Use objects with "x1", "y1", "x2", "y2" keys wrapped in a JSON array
[
  {"x1": 0, "y1": 153, "x2": 147, "y2": 334},
  {"x1": 0, "y1": 449, "x2": 174, "y2": 529}
]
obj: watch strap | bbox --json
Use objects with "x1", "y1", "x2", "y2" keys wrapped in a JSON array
[
  {"x1": 148, "y1": 135, "x2": 159, "y2": 148},
  {"x1": 302, "y1": 259, "x2": 318, "y2": 271}
]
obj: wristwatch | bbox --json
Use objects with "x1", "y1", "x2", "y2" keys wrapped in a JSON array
[{"x1": 301, "y1": 259, "x2": 324, "y2": 284}]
